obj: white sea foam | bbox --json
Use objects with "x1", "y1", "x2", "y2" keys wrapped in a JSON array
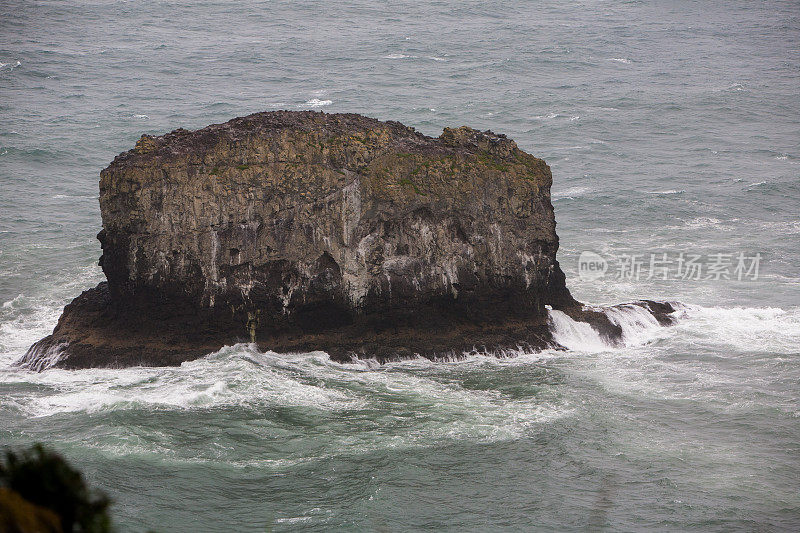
[
  {"x1": 301, "y1": 98, "x2": 332, "y2": 108},
  {"x1": 0, "y1": 60, "x2": 21, "y2": 71},
  {"x1": 2, "y1": 295, "x2": 23, "y2": 309},
  {"x1": 548, "y1": 310, "x2": 608, "y2": 352},
  {"x1": 674, "y1": 304, "x2": 800, "y2": 353},
  {"x1": 604, "y1": 304, "x2": 664, "y2": 345},
  {"x1": 575, "y1": 304, "x2": 800, "y2": 411},
  {"x1": 0, "y1": 265, "x2": 102, "y2": 368},
  {"x1": 383, "y1": 53, "x2": 417, "y2": 59},
  {"x1": 548, "y1": 304, "x2": 669, "y2": 353},
  {"x1": 0, "y1": 301, "x2": 64, "y2": 367},
  {"x1": 552, "y1": 186, "x2": 590, "y2": 200},
  {"x1": 532, "y1": 112, "x2": 580, "y2": 121},
  {"x1": 274, "y1": 517, "x2": 315, "y2": 525},
  {"x1": 646, "y1": 189, "x2": 684, "y2": 195},
  {"x1": 757, "y1": 220, "x2": 800, "y2": 234},
  {"x1": 8, "y1": 346, "x2": 367, "y2": 417},
  {"x1": 683, "y1": 216, "x2": 723, "y2": 229},
  {"x1": 52, "y1": 194, "x2": 98, "y2": 200},
  {"x1": 725, "y1": 83, "x2": 746, "y2": 91},
  {"x1": 2, "y1": 344, "x2": 574, "y2": 453},
  {"x1": 607, "y1": 57, "x2": 630, "y2": 63}
]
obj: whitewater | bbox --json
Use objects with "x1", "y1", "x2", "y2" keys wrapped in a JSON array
[{"x1": 2, "y1": 0, "x2": 799, "y2": 530}]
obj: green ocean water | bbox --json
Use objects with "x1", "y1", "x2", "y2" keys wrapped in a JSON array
[{"x1": 1, "y1": 1, "x2": 799, "y2": 530}]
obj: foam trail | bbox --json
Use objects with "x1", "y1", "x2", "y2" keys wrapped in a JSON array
[
  {"x1": 548, "y1": 302, "x2": 800, "y2": 356},
  {"x1": 675, "y1": 305, "x2": 800, "y2": 353},
  {"x1": 5, "y1": 345, "x2": 574, "y2": 451}
]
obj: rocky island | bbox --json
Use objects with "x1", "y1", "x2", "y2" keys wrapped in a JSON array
[{"x1": 21, "y1": 111, "x2": 675, "y2": 370}]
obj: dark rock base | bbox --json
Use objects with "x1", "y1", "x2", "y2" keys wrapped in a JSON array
[{"x1": 18, "y1": 283, "x2": 677, "y2": 371}]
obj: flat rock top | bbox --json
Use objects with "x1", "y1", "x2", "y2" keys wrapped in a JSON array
[{"x1": 111, "y1": 110, "x2": 528, "y2": 169}]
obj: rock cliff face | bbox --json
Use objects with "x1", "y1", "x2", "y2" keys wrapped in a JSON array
[{"x1": 22, "y1": 111, "x2": 674, "y2": 370}]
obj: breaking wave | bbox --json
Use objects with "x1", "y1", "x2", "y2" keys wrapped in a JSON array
[
  {"x1": 548, "y1": 302, "x2": 800, "y2": 355},
  {"x1": 548, "y1": 303, "x2": 670, "y2": 353},
  {"x1": 2, "y1": 345, "x2": 573, "y2": 456}
]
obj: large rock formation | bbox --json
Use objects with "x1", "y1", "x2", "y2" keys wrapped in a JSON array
[{"x1": 21, "y1": 111, "x2": 674, "y2": 370}]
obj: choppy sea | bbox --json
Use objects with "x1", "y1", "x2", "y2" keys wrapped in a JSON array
[{"x1": 1, "y1": 1, "x2": 799, "y2": 530}]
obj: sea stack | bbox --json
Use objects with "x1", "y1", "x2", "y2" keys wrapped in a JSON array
[{"x1": 21, "y1": 111, "x2": 674, "y2": 370}]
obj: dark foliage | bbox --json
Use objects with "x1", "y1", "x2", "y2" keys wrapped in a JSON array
[{"x1": 0, "y1": 444, "x2": 112, "y2": 532}]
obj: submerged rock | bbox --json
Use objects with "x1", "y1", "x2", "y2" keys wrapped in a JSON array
[{"x1": 22, "y1": 111, "x2": 675, "y2": 369}]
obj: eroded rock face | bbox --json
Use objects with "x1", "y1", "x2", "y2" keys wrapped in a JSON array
[
  {"x1": 22, "y1": 111, "x2": 673, "y2": 369},
  {"x1": 100, "y1": 112, "x2": 573, "y2": 325}
]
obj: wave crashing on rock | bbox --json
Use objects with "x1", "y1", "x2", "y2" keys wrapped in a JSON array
[{"x1": 21, "y1": 111, "x2": 676, "y2": 370}]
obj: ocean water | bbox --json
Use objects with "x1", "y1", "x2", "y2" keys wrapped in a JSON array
[{"x1": 1, "y1": 0, "x2": 799, "y2": 530}]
